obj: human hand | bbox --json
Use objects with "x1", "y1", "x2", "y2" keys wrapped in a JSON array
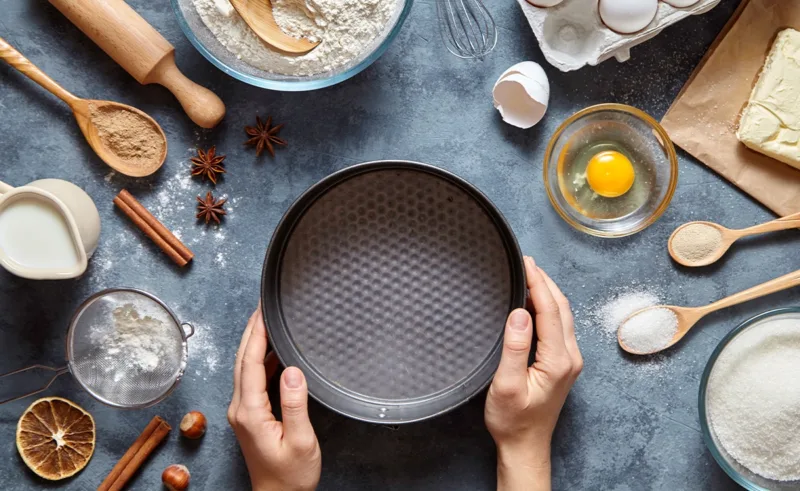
[
  {"x1": 228, "y1": 307, "x2": 322, "y2": 491},
  {"x1": 485, "y1": 256, "x2": 583, "y2": 491}
]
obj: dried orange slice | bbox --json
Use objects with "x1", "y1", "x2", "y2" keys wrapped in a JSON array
[{"x1": 16, "y1": 397, "x2": 95, "y2": 480}]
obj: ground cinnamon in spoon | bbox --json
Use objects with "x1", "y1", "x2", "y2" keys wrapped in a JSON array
[{"x1": 90, "y1": 104, "x2": 164, "y2": 169}]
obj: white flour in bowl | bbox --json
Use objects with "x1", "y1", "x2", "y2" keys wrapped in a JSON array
[{"x1": 192, "y1": 0, "x2": 401, "y2": 76}]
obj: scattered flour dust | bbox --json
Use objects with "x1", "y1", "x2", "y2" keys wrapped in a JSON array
[
  {"x1": 192, "y1": 0, "x2": 401, "y2": 76},
  {"x1": 707, "y1": 317, "x2": 800, "y2": 481},
  {"x1": 186, "y1": 323, "x2": 221, "y2": 381},
  {"x1": 93, "y1": 149, "x2": 237, "y2": 283}
]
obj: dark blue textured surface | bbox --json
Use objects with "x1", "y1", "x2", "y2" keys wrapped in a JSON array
[{"x1": 1, "y1": 0, "x2": 797, "y2": 489}]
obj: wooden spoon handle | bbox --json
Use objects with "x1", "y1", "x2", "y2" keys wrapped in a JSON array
[
  {"x1": 701, "y1": 268, "x2": 800, "y2": 314},
  {"x1": 0, "y1": 36, "x2": 78, "y2": 106},
  {"x1": 738, "y1": 211, "x2": 800, "y2": 237}
]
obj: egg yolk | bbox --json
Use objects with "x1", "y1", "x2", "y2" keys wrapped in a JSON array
[{"x1": 586, "y1": 150, "x2": 635, "y2": 198}]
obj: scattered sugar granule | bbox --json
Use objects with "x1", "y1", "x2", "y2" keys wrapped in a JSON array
[
  {"x1": 707, "y1": 318, "x2": 800, "y2": 481},
  {"x1": 596, "y1": 290, "x2": 660, "y2": 336},
  {"x1": 618, "y1": 307, "x2": 678, "y2": 353}
]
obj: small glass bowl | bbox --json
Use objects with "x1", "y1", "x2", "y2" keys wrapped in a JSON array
[
  {"x1": 170, "y1": 0, "x2": 413, "y2": 91},
  {"x1": 699, "y1": 307, "x2": 800, "y2": 491},
  {"x1": 543, "y1": 104, "x2": 678, "y2": 237}
]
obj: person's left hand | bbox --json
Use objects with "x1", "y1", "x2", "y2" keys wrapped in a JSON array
[{"x1": 228, "y1": 307, "x2": 322, "y2": 491}]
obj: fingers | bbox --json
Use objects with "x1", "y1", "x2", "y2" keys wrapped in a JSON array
[
  {"x1": 240, "y1": 307, "x2": 272, "y2": 411},
  {"x1": 539, "y1": 268, "x2": 583, "y2": 375},
  {"x1": 265, "y1": 351, "x2": 280, "y2": 383},
  {"x1": 524, "y1": 256, "x2": 567, "y2": 356},
  {"x1": 280, "y1": 367, "x2": 317, "y2": 454},
  {"x1": 230, "y1": 308, "x2": 260, "y2": 418},
  {"x1": 492, "y1": 308, "x2": 534, "y2": 399}
]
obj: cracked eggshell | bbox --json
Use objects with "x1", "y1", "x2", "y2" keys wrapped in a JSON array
[{"x1": 492, "y1": 62, "x2": 550, "y2": 129}]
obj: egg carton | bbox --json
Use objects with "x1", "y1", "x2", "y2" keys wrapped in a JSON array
[{"x1": 517, "y1": 0, "x2": 721, "y2": 72}]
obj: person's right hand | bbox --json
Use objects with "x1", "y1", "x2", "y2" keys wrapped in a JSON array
[
  {"x1": 228, "y1": 307, "x2": 322, "y2": 491},
  {"x1": 484, "y1": 256, "x2": 583, "y2": 491}
]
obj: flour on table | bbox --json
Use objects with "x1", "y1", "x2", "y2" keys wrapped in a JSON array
[
  {"x1": 186, "y1": 322, "x2": 221, "y2": 381},
  {"x1": 192, "y1": 0, "x2": 401, "y2": 76}
]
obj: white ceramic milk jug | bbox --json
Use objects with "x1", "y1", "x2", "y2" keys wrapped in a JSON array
[{"x1": 0, "y1": 179, "x2": 100, "y2": 279}]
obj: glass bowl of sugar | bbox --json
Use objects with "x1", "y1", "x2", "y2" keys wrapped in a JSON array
[
  {"x1": 170, "y1": 0, "x2": 413, "y2": 91},
  {"x1": 699, "y1": 308, "x2": 800, "y2": 491}
]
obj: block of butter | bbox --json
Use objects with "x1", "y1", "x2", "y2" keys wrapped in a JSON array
[{"x1": 737, "y1": 28, "x2": 800, "y2": 170}]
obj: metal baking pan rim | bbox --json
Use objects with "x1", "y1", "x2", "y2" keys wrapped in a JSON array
[{"x1": 261, "y1": 159, "x2": 526, "y2": 424}]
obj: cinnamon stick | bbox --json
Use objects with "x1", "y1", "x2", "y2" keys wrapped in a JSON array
[
  {"x1": 98, "y1": 416, "x2": 171, "y2": 491},
  {"x1": 118, "y1": 190, "x2": 193, "y2": 262},
  {"x1": 113, "y1": 189, "x2": 193, "y2": 267}
]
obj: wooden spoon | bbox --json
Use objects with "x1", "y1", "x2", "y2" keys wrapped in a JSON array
[
  {"x1": 618, "y1": 267, "x2": 800, "y2": 355},
  {"x1": 0, "y1": 37, "x2": 165, "y2": 177},
  {"x1": 229, "y1": 0, "x2": 320, "y2": 55},
  {"x1": 669, "y1": 212, "x2": 800, "y2": 267}
]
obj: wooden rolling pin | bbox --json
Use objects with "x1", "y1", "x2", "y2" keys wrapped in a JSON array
[{"x1": 49, "y1": 0, "x2": 225, "y2": 128}]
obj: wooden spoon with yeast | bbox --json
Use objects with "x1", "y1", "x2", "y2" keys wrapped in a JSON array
[
  {"x1": 0, "y1": 36, "x2": 165, "y2": 177},
  {"x1": 668, "y1": 211, "x2": 800, "y2": 267}
]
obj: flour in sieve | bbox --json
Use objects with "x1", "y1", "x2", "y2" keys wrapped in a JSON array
[
  {"x1": 192, "y1": 0, "x2": 401, "y2": 76},
  {"x1": 90, "y1": 304, "x2": 176, "y2": 377}
]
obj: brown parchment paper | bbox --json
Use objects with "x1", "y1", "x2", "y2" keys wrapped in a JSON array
[{"x1": 661, "y1": 0, "x2": 800, "y2": 216}]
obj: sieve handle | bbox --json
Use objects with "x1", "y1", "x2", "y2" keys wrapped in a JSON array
[
  {"x1": 181, "y1": 322, "x2": 195, "y2": 338},
  {"x1": 0, "y1": 364, "x2": 69, "y2": 405}
]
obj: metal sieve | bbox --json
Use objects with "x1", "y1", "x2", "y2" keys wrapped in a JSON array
[
  {"x1": 0, "y1": 288, "x2": 193, "y2": 408},
  {"x1": 262, "y1": 161, "x2": 526, "y2": 424}
]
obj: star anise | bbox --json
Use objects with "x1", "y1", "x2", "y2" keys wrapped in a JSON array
[
  {"x1": 190, "y1": 146, "x2": 226, "y2": 184},
  {"x1": 196, "y1": 191, "x2": 227, "y2": 225},
  {"x1": 244, "y1": 116, "x2": 287, "y2": 157}
]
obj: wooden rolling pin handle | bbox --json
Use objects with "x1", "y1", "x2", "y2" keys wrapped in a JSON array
[
  {"x1": 145, "y1": 53, "x2": 225, "y2": 129},
  {"x1": 0, "y1": 36, "x2": 78, "y2": 106}
]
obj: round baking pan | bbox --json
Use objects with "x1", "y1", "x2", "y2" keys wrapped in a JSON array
[{"x1": 262, "y1": 160, "x2": 526, "y2": 424}]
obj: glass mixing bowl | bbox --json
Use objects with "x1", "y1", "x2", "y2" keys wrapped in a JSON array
[
  {"x1": 543, "y1": 104, "x2": 678, "y2": 237},
  {"x1": 698, "y1": 307, "x2": 800, "y2": 491},
  {"x1": 170, "y1": 0, "x2": 413, "y2": 91}
]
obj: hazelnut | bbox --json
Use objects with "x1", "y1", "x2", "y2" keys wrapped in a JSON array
[
  {"x1": 179, "y1": 411, "x2": 207, "y2": 439},
  {"x1": 162, "y1": 464, "x2": 190, "y2": 491}
]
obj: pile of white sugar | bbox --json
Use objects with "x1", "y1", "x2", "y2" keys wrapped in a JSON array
[
  {"x1": 618, "y1": 307, "x2": 678, "y2": 353},
  {"x1": 707, "y1": 317, "x2": 800, "y2": 481},
  {"x1": 193, "y1": 0, "x2": 400, "y2": 76}
]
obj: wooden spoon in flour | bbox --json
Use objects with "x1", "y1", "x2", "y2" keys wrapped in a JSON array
[
  {"x1": 668, "y1": 212, "x2": 800, "y2": 267},
  {"x1": 0, "y1": 36, "x2": 166, "y2": 177},
  {"x1": 230, "y1": 0, "x2": 320, "y2": 55}
]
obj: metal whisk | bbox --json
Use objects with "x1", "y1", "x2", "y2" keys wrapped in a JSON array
[{"x1": 436, "y1": 0, "x2": 497, "y2": 59}]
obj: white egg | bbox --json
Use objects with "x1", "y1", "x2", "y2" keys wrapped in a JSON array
[
  {"x1": 525, "y1": 0, "x2": 564, "y2": 7},
  {"x1": 492, "y1": 62, "x2": 550, "y2": 129},
  {"x1": 598, "y1": 0, "x2": 658, "y2": 34},
  {"x1": 661, "y1": 0, "x2": 701, "y2": 7}
]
